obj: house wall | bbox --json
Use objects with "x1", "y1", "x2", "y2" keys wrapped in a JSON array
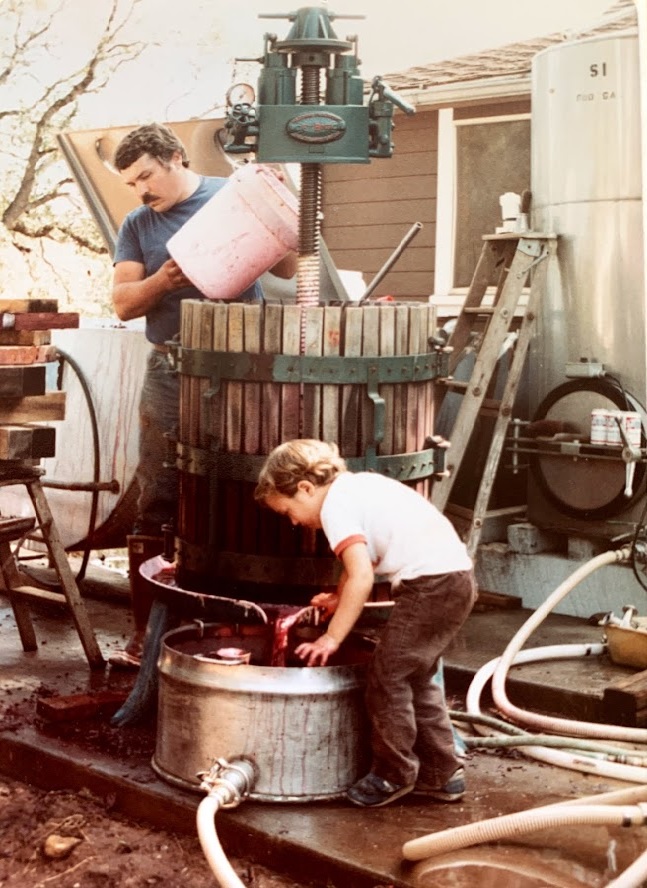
[
  {"x1": 321, "y1": 97, "x2": 531, "y2": 304},
  {"x1": 321, "y1": 109, "x2": 438, "y2": 300}
]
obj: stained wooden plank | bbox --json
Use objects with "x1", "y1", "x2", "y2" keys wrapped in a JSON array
[
  {"x1": 1, "y1": 312, "x2": 79, "y2": 331},
  {"x1": 0, "y1": 424, "x2": 56, "y2": 459},
  {"x1": 603, "y1": 669, "x2": 647, "y2": 727},
  {"x1": 0, "y1": 298, "x2": 58, "y2": 313},
  {"x1": 0, "y1": 392, "x2": 65, "y2": 423},
  {"x1": 0, "y1": 345, "x2": 57, "y2": 365},
  {"x1": 0, "y1": 330, "x2": 51, "y2": 346},
  {"x1": 0, "y1": 365, "x2": 47, "y2": 398}
]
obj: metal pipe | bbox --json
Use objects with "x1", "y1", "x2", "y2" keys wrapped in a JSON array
[
  {"x1": 41, "y1": 479, "x2": 120, "y2": 493},
  {"x1": 358, "y1": 222, "x2": 423, "y2": 304}
]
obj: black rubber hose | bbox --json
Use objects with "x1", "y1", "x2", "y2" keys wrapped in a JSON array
[{"x1": 19, "y1": 346, "x2": 101, "y2": 589}]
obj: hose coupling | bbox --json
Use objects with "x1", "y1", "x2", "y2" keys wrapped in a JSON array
[
  {"x1": 615, "y1": 544, "x2": 634, "y2": 564},
  {"x1": 197, "y1": 757, "x2": 257, "y2": 808}
]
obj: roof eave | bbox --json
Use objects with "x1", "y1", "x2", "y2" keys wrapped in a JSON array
[{"x1": 399, "y1": 73, "x2": 532, "y2": 110}]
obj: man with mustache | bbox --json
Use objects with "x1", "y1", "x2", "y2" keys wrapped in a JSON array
[{"x1": 109, "y1": 123, "x2": 296, "y2": 668}]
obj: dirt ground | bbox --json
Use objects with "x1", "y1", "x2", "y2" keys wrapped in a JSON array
[
  {"x1": 0, "y1": 774, "x2": 302, "y2": 888},
  {"x1": 0, "y1": 682, "x2": 306, "y2": 888}
]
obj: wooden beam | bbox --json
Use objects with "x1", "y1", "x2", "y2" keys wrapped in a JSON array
[
  {"x1": 0, "y1": 345, "x2": 57, "y2": 365},
  {"x1": 0, "y1": 298, "x2": 58, "y2": 313},
  {"x1": 0, "y1": 330, "x2": 52, "y2": 346},
  {"x1": 0, "y1": 365, "x2": 47, "y2": 397},
  {"x1": 0, "y1": 392, "x2": 65, "y2": 423},
  {"x1": 1, "y1": 312, "x2": 79, "y2": 331},
  {"x1": 0, "y1": 424, "x2": 56, "y2": 459}
]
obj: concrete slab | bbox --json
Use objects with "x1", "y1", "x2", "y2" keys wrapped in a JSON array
[{"x1": 1, "y1": 570, "x2": 647, "y2": 887}]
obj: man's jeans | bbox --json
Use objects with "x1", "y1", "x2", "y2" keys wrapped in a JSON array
[
  {"x1": 135, "y1": 349, "x2": 179, "y2": 535},
  {"x1": 365, "y1": 569, "x2": 477, "y2": 787}
]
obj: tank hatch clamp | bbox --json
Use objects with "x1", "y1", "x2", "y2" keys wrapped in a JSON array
[{"x1": 431, "y1": 233, "x2": 558, "y2": 557}]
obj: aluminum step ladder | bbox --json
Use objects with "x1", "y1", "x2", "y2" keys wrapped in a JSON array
[{"x1": 431, "y1": 232, "x2": 557, "y2": 557}]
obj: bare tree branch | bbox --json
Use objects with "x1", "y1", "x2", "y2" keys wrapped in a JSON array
[{"x1": 2, "y1": 0, "x2": 148, "y2": 231}]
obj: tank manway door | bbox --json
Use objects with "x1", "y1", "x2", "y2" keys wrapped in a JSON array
[{"x1": 431, "y1": 232, "x2": 557, "y2": 556}]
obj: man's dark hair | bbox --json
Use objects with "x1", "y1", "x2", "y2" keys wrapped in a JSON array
[{"x1": 114, "y1": 123, "x2": 189, "y2": 171}]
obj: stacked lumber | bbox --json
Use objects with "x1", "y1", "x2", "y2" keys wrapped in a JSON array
[{"x1": 0, "y1": 299, "x2": 78, "y2": 460}]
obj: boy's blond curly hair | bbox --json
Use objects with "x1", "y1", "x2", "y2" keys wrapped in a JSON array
[{"x1": 255, "y1": 439, "x2": 347, "y2": 500}]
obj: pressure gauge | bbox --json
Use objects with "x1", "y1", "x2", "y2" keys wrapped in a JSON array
[{"x1": 226, "y1": 83, "x2": 255, "y2": 107}]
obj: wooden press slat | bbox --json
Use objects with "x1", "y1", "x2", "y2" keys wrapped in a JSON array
[
  {"x1": 259, "y1": 303, "x2": 283, "y2": 555},
  {"x1": 302, "y1": 306, "x2": 324, "y2": 440},
  {"x1": 322, "y1": 305, "x2": 341, "y2": 444},
  {"x1": 280, "y1": 304, "x2": 301, "y2": 554},
  {"x1": 378, "y1": 305, "x2": 396, "y2": 456},
  {"x1": 360, "y1": 305, "x2": 379, "y2": 455},
  {"x1": 209, "y1": 303, "x2": 228, "y2": 552},
  {"x1": 340, "y1": 307, "x2": 363, "y2": 457},
  {"x1": 178, "y1": 301, "x2": 199, "y2": 547},
  {"x1": 393, "y1": 304, "x2": 409, "y2": 457},
  {"x1": 241, "y1": 304, "x2": 262, "y2": 554},
  {"x1": 302, "y1": 306, "x2": 324, "y2": 554},
  {"x1": 405, "y1": 305, "x2": 422, "y2": 458},
  {"x1": 281, "y1": 304, "x2": 301, "y2": 441},
  {"x1": 224, "y1": 304, "x2": 244, "y2": 552}
]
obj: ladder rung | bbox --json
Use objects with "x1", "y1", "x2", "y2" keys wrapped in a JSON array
[
  {"x1": 443, "y1": 379, "x2": 468, "y2": 392},
  {"x1": 440, "y1": 380, "x2": 502, "y2": 415},
  {"x1": 479, "y1": 402, "x2": 503, "y2": 418},
  {"x1": 462, "y1": 306, "x2": 496, "y2": 315},
  {"x1": 11, "y1": 584, "x2": 67, "y2": 606}
]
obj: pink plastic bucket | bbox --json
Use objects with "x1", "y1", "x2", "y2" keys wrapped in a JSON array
[{"x1": 167, "y1": 164, "x2": 299, "y2": 301}]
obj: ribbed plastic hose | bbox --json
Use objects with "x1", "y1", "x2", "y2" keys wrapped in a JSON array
[
  {"x1": 402, "y1": 802, "x2": 647, "y2": 861},
  {"x1": 197, "y1": 795, "x2": 246, "y2": 888},
  {"x1": 465, "y1": 643, "x2": 647, "y2": 782},
  {"x1": 490, "y1": 547, "x2": 647, "y2": 742}
]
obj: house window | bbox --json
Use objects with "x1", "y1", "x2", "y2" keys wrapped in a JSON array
[
  {"x1": 435, "y1": 109, "x2": 531, "y2": 300},
  {"x1": 454, "y1": 116, "x2": 531, "y2": 288}
]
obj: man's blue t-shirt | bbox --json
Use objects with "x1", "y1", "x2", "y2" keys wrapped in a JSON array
[{"x1": 114, "y1": 176, "x2": 263, "y2": 344}]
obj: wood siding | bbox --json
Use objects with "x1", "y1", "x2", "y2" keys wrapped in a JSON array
[{"x1": 321, "y1": 109, "x2": 438, "y2": 300}]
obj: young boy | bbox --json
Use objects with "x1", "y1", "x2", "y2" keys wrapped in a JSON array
[{"x1": 254, "y1": 439, "x2": 476, "y2": 808}]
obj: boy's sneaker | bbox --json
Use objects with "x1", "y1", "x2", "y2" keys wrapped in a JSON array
[
  {"x1": 413, "y1": 767, "x2": 465, "y2": 802},
  {"x1": 346, "y1": 772, "x2": 414, "y2": 808}
]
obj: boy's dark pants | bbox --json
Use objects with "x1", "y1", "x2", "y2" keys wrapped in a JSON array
[{"x1": 365, "y1": 569, "x2": 477, "y2": 788}]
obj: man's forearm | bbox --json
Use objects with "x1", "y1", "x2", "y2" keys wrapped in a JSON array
[{"x1": 113, "y1": 268, "x2": 171, "y2": 321}]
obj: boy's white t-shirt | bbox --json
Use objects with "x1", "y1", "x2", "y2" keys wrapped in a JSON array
[{"x1": 320, "y1": 472, "x2": 472, "y2": 586}]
